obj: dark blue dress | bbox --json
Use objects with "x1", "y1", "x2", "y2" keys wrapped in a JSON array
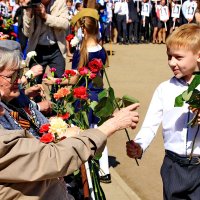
[{"x1": 72, "y1": 45, "x2": 107, "y2": 124}]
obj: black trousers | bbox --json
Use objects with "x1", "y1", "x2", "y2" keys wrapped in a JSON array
[
  {"x1": 30, "y1": 43, "x2": 65, "y2": 84},
  {"x1": 161, "y1": 155, "x2": 200, "y2": 200},
  {"x1": 116, "y1": 14, "x2": 127, "y2": 42},
  {"x1": 29, "y1": 43, "x2": 65, "y2": 102},
  {"x1": 139, "y1": 18, "x2": 150, "y2": 42}
]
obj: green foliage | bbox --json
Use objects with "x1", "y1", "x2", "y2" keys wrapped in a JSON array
[{"x1": 92, "y1": 76, "x2": 104, "y2": 88}]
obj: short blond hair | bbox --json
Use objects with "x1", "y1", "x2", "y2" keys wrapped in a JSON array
[{"x1": 166, "y1": 23, "x2": 200, "y2": 54}]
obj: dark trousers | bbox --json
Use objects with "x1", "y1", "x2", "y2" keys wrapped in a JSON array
[
  {"x1": 139, "y1": 18, "x2": 150, "y2": 42},
  {"x1": 161, "y1": 155, "x2": 200, "y2": 200},
  {"x1": 30, "y1": 43, "x2": 65, "y2": 102},
  {"x1": 30, "y1": 43, "x2": 65, "y2": 83},
  {"x1": 128, "y1": 21, "x2": 139, "y2": 42},
  {"x1": 116, "y1": 14, "x2": 127, "y2": 42}
]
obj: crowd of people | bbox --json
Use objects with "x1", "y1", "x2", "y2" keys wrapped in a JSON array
[
  {"x1": 1, "y1": 0, "x2": 200, "y2": 199},
  {"x1": 1, "y1": 0, "x2": 200, "y2": 47}
]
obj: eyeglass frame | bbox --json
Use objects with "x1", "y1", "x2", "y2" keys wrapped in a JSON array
[{"x1": 0, "y1": 68, "x2": 24, "y2": 84}]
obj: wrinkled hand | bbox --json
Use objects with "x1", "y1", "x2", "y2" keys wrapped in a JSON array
[
  {"x1": 126, "y1": 140, "x2": 143, "y2": 159},
  {"x1": 25, "y1": 84, "x2": 45, "y2": 98},
  {"x1": 30, "y1": 65, "x2": 43, "y2": 77},
  {"x1": 98, "y1": 103, "x2": 139, "y2": 137},
  {"x1": 112, "y1": 103, "x2": 139, "y2": 130},
  {"x1": 37, "y1": 100, "x2": 52, "y2": 113},
  {"x1": 63, "y1": 126, "x2": 81, "y2": 138},
  {"x1": 43, "y1": 77, "x2": 56, "y2": 85}
]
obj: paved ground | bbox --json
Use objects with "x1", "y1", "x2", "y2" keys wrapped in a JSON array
[{"x1": 101, "y1": 42, "x2": 172, "y2": 200}]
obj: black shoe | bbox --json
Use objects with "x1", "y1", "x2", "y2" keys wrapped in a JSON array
[
  {"x1": 123, "y1": 41, "x2": 129, "y2": 45},
  {"x1": 133, "y1": 40, "x2": 139, "y2": 44},
  {"x1": 119, "y1": 41, "x2": 123, "y2": 45},
  {"x1": 100, "y1": 174, "x2": 111, "y2": 183},
  {"x1": 143, "y1": 40, "x2": 149, "y2": 44},
  {"x1": 129, "y1": 40, "x2": 134, "y2": 44}
]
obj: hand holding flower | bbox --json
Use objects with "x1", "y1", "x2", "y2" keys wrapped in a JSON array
[
  {"x1": 37, "y1": 100, "x2": 52, "y2": 114},
  {"x1": 97, "y1": 103, "x2": 140, "y2": 137},
  {"x1": 43, "y1": 77, "x2": 57, "y2": 85},
  {"x1": 25, "y1": 84, "x2": 45, "y2": 98},
  {"x1": 30, "y1": 65, "x2": 43, "y2": 77},
  {"x1": 62, "y1": 126, "x2": 81, "y2": 138}
]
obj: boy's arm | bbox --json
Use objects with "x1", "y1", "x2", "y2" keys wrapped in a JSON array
[{"x1": 134, "y1": 86, "x2": 163, "y2": 152}]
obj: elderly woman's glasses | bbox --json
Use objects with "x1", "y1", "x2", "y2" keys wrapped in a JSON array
[{"x1": 0, "y1": 68, "x2": 24, "y2": 84}]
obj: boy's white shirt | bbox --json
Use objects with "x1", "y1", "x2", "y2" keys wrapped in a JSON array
[{"x1": 135, "y1": 77, "x2": 200, "y2": 156}]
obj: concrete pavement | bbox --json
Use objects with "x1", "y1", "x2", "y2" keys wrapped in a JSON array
[{"x1": 101, "y1": 167, "x2": 141, "y2": 200}]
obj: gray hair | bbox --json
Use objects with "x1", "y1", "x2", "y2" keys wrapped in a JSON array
[{"x1": 0, "y1": 47, "x2": 21, "y2": 72}]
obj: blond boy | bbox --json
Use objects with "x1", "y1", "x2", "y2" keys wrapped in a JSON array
[{"x1": 127, "y1": 24, "x2": 200, "y2": 199}]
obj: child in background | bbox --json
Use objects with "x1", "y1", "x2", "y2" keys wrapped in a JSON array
[
  {"x1": 71, "y1": 11, "x2": 111, "y2": 183},
  {"x1": 127, "y1": 23, "x2": 200, "y2": 199},
  {"x1": 74, "y1": 2, "x2": 83, "y2": 15},
  {"x1": 43, "y1": 8, "x2": 112, "y2": 183},
  {"x1": 156, "y1": 0, "x2": 169, "y2": 44}
]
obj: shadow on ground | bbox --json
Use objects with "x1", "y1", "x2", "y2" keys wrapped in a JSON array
[
  {"x1": 109, "y1": 156, "x2": 120, "y2": 168},
  {"x1": 106, "y1": 50, "x2": 115, "y2": 56}
]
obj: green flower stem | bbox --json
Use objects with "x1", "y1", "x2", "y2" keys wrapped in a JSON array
[
  {"x1": 73, "y1": 75, "x2": 83, "y2": 88},
  {"x1": 85, "y1": 76, "x2": 88, "y2": 89},
  {"x1": 189, "y1": 124, "x2": 200, "y2": 160},
  {"x1": 104, "y1": 68, "x2": 139, "y2": 166},
  {"x1": 32, "y1": 58, "x2": 38, "y2": 64}
]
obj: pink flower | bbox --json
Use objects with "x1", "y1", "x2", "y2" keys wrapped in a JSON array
[
  {"x1": 55, "y1": 78, "x2": 62, "y2": 85},
  {"x1": 89, "y1": 73, "x2": 97, "y2": 79},
  {"x1": 50, "y1": 68, "x2": 56, "y2": 73},
  {"x1": 43, "y1": 73, "x2": 48, "y2": 79},
  {"x1": 78, "y1": 67, "x2": 89, "y2": 76}
]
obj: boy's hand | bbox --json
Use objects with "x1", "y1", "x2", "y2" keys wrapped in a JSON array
[{"x1": 126, "y1": 140, "x2": 143, "y2": 159}]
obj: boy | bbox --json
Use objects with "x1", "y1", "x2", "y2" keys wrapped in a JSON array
[{"x1": 127, "y1": 23, "x2": 200, "y2": 199}]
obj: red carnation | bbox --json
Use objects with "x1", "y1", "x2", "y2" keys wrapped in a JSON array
[
  {"x1": 66, "y1": 34, "x2": 74, "y2": 42},
  {"x1": 88, "y1": 59, "x2": 103, "y2": 73},
  {"x1": 10, "y1": 32, "x2": 17, "y2": 38},
  {"x1": 39, "y1": 124, "x2": 50, "y2": 134},
  {"x1": 63, "y1": 70, "x2": 76, "y2": 78},
  {"x1": 58, "y1": 112, "x2": 70, "y2": 120},
  {"x1": 40, "y1": 133, "x2": 54, "y2": 143},
  {"x1": 73, "y1": 86, "x2": 88, "y2": 100}
]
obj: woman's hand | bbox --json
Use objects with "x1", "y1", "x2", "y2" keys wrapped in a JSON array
[
  {"x1": 43, "y1": 77, "x2": 56, "y2": 85},
  {"x1": 126, "y1": 140, "x2": 143, "y2": 159},
  {"x1": 25, "y1": 84, "x2": 45, "y2": 98},
  {"x1": 98, "y1": 103, "x2": 139, "y2": 137},
  {"x1": 63, "y1": 126, "x2": 81, "y2": 138},
  {"x1": 30, "y1": 65, "x2": 43, "y2": 77}
]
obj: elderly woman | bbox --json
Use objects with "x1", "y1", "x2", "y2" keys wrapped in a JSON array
[
  {"x1": 0, "y1": 41, "x2": 140, "y2": 199},
  {"x1": 0, "y1": 42, "x2": 49, "y2": 136}
]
